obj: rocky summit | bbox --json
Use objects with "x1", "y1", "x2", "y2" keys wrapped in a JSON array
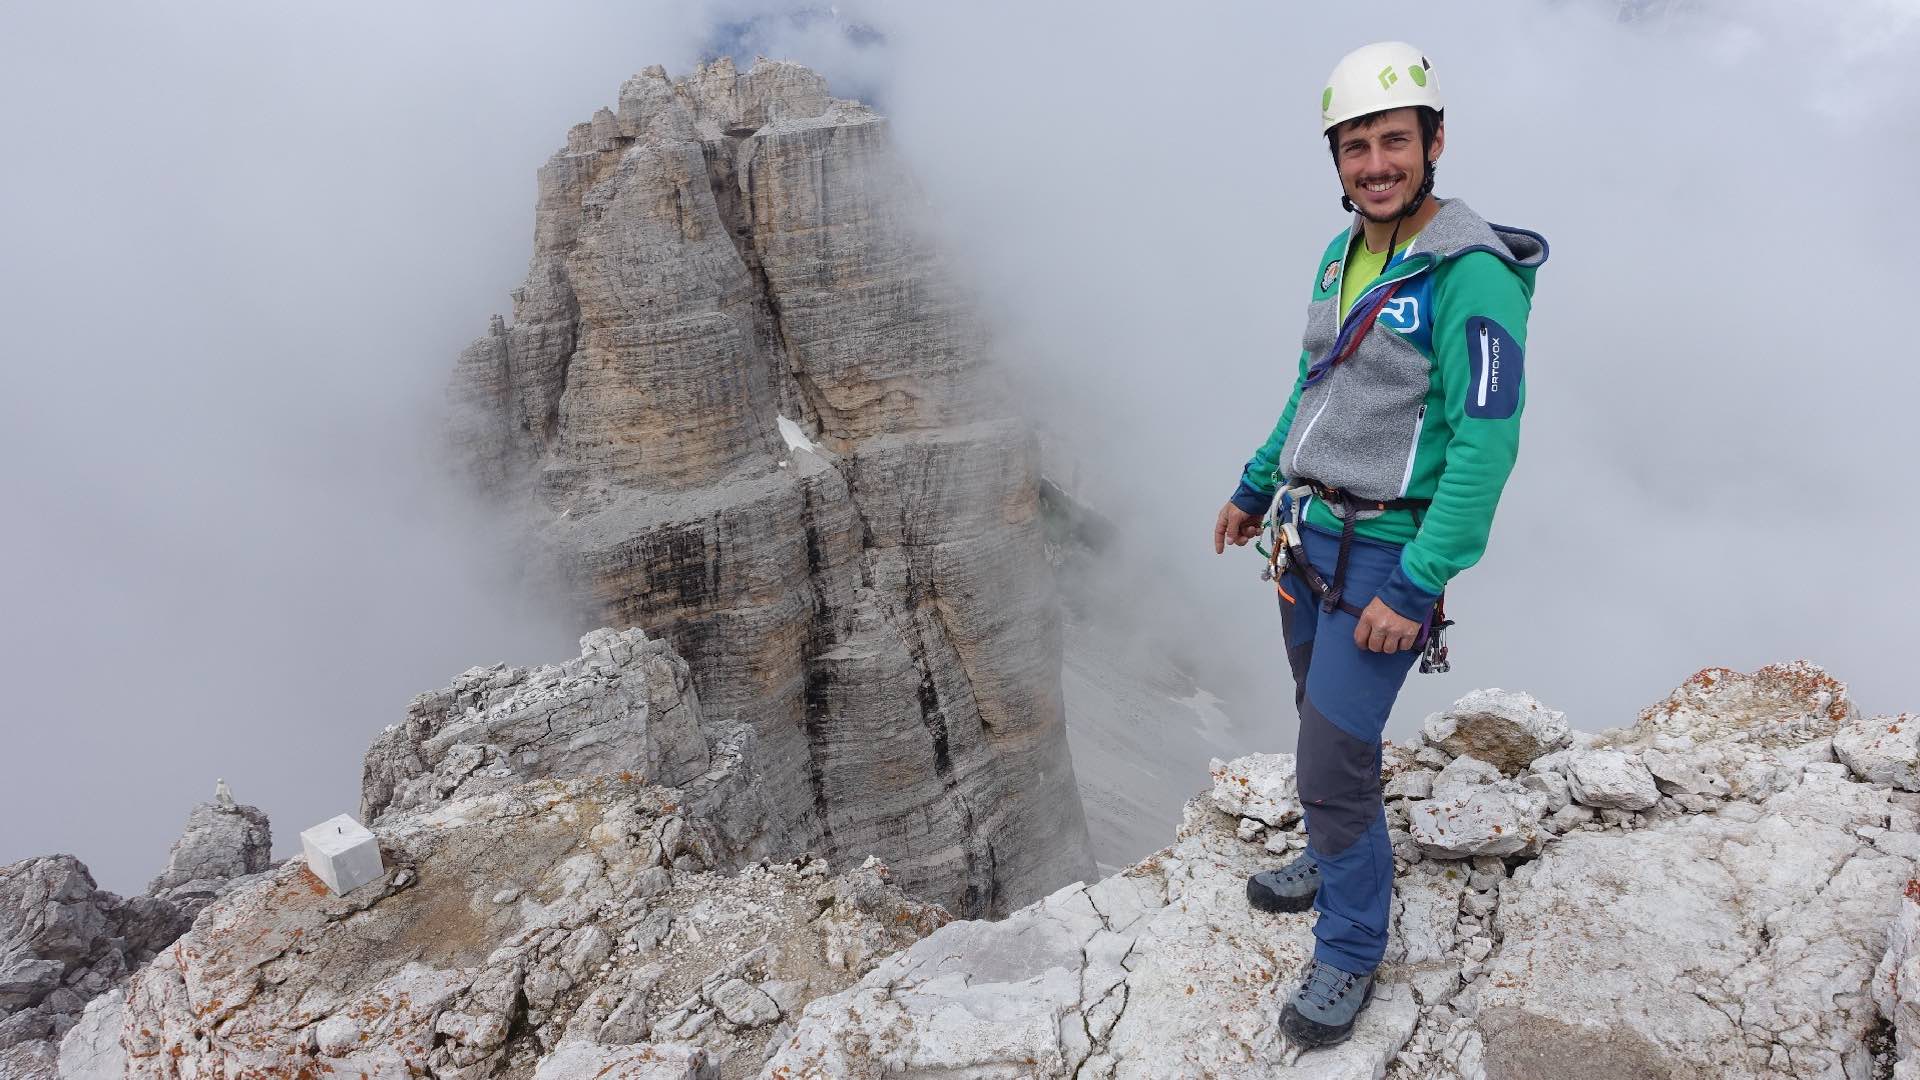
[{"x1": 447, "y1": 56, "x2": 1091, "y2": 921}]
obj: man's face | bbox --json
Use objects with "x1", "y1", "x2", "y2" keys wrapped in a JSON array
[{"x1": 1334, "y1": 107, "x2": 1444, "y2": 221}]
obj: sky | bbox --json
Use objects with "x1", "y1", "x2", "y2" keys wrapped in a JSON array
[{"x1": 3, "y1": 0, "x2": 1917, "y2": 892}]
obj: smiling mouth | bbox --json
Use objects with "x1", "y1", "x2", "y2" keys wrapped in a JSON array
[{"x1": 1361, "y1": 177, "x2": 1402, "y2": 195}]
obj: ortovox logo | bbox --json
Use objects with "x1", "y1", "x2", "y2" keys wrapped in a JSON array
[
  {"x1": 1377, "y1": 66, "x2": 1398, "y2": 90},
  {"x1": 1320, "y1": 260, "x2": 1341, "y2": 293},
  {"x1": 1465, "y1": 315, "x2": 1524, "y2": 420},
  {"x1": 1379, "y1": 296, "x2": 1420, "y2": 333}
]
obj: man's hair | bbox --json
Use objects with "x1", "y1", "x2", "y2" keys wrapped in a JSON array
[{"x1": 1326, "y1": 106, "x2": 1444, "y2": 163}]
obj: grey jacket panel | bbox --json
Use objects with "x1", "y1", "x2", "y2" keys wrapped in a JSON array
[{"x1": 1284, "y1": 327, "x2": 1430, "y2": 504}]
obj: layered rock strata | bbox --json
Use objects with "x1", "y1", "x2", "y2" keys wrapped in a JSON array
[{"x1": 448, "y1": 57, "x2": 1090, "y2": 916}]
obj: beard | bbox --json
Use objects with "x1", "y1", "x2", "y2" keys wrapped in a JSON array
[{"x1": 1346, "y1": 156, "x2": 1434, "y2": 222}]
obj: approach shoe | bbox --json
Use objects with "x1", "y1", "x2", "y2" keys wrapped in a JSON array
[
  {"x1": 1279, "y1": 959, "x2": 1375, "y2": 1050},
  {"x1": 1246, "y1": 850, "x2": 1319, "y2": 913}
]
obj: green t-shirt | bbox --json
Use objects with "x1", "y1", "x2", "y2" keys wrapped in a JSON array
[{"x1": 1338, "y1": 232, "x2": 1417, "y2": 320}]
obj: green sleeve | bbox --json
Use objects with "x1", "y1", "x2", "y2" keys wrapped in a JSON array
[
  {"x1": 1235, "y1": 349, "x2": 1310, "y2": 500},
  {"x1": 1388, "y1": 253, "x2": 1531, "y2": 604}
]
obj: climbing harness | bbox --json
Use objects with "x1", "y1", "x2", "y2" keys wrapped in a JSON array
[{"x1": 1256, "y1": 482, "x2": 1452, "y2": 675}]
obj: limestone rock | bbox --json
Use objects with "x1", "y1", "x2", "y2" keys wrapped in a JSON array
[
  {"x1": 530, "y1": 1041, "x2": 715, "y2": 1079},
  {"x1": 1563, "y1": 749, "x2": 1660, "y2": 811},
  {"x1": 1406, "y1": 783, "x2": 1543, "y2": 859},
  {"x1": 54, "y1": 990, "x2": 123, "y2": 1080},
  {"x1": 447, "y1": 57, "x2": 1090, "y2": 918},
  {"x1": 1421, "y1": 690, "x2": 1570, "y2": 774},
  {"x1": 362, "y1": 628, "x2": 714, "y2": 823},
  {"x1": 1387, "y1": 865, "x2": 1467, "y2": 1007},
  {"x1": 46, "y1": 658, "x2": 1915, "y2": 1079},
  {"x1": 1836, "y1": 712, "x2": 1920, "y2": 791},
  {"x1": 1473, "y1": 765, "x2": 1904, "y2": 1079},
  {"x1": 768, "y1": 796, "x2": 1418, "y2": 1078},
  {"x1": 1641, "y1": 747, "x2": 1731, "y2": 799},
  {"x1": 1635, "y1": 661, "x2": 1855, "y2": 747},
  {"x1": 0, "y1": 1040, "x2": 59, "y2": 1080},
  {"x1": 146, "y1": 783, "x2": 272, "y2": 916},
  {"x1": 0, "y1": 855, "x2": 187, "y2": 1071},
  {"x1": 1208, "y1": 752, "x2": 1301, "y2": 828},
  {"x1": 1383, "y1": 767, "x2": 1434, "y2": 801},
  {"x1": 471, "y1": 661, "x2": 1919, "y2": 1076},
  {"x1": 1431, "y1": 754, "x2": 1502, "y2": 800},
  {"x1": 1517, "y1": 770, "x2": 1571, "y2": 813},
  {"x1": 117, "y1": 774, "x2": 943, "y2": 1078},
  {"x1": 1875, "y1": 887, "x2": 1920, "y2": 1078}
]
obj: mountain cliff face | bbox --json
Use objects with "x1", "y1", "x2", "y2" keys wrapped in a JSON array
[{"x1": 447, "y1": 58, "x2": 1092, "y2": 917}]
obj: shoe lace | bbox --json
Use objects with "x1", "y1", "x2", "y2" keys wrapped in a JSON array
[{"x1": 1297, "y1": 962, "x2": 1357, "y2": 1009}]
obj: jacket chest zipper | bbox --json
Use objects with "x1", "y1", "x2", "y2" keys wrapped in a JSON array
[{"x1": 1397, "y1": 404, "x2": 1426, "y2": 497}]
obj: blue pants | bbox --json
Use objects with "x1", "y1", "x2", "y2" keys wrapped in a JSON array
[{"x1": 1279, "y1": 521, "x2": 1420, "y2": 975}]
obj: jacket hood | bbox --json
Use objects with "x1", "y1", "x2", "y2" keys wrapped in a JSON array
[{"x1": 1358, "y1": 197, "x2": 1548, "y2": 270}]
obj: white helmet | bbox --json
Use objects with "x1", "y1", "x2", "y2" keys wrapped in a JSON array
[{"x1": 1321, "y1": 41, "x2": 1441, "y2": 133}]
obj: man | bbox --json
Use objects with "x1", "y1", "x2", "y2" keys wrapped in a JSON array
[{"x1": 1210, "y1": 41, "x2": 1546, "y2": 1049}]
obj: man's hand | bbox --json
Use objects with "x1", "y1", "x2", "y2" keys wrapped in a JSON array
[
  {"x1": 1354, "y1": 597, "x2": 1421, "y2": 653},
  {"x1": 1213, "y1": 502, "x2": 1262, "y2": 554}
]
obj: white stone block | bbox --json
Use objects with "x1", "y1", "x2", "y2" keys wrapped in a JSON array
[{"x1": 301, "y1": 814, "x2": 383, "y2": 895}]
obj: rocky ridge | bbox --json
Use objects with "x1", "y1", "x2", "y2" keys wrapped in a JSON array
[
  {"x1": 764, "y1": 663, "x2": 1920, "y2": 1079},
  {"x1": 447, "y1": 57, "x2": 1091, "y2": 917},
  {"x1": 14, "y1": 633, "x2": 1920, "y2": 1078},
  {"x1": 32, "y1": 628, "x2": 952, "y2": 1080}
]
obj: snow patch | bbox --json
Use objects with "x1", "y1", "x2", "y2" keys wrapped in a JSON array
[
  {"x1": 777, "y1": 414, "x2": 818, "y2": 455},
  {"x1": 1174, "y1": 688, "x2": 1231, "y2": 743}
]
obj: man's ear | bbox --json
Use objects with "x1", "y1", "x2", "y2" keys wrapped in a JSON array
[{"x1": 1429, "y1": 120, "x2": 1446, "y2": 164}]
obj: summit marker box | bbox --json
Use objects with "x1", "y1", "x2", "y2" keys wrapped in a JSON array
[{"x1": 301, "y1": 814, "x2": 384, "y2": 895}]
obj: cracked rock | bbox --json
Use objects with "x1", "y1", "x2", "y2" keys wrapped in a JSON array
[
  {"x1": 1421, "y1": 689, "x2": 1571, "y2": 775},
  {"x1": 1564, "y1": 749, "x2": 1660, "y2": 811},
  {"x1": 1836, "y1": 712, "x2": 1920, "y2": 791},
  {"x1": 1408, "y1": 783, "x2": 1543, "y2": 858},
  {"x1": 1208, "y1": 752, "x2": 1302, "y2": 828},
  {"x1": 708, "y1": 978, "x2": 781, "y2": 1029},
  {"x1": 1432, "y1": 754, "x2": 1503, "y2": 799}
]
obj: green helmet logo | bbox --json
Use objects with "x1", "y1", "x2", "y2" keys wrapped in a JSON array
[
  {"x1": 1408, "y1": 65, "x2": 1427, "y2": 87},
  {"x1": 1376, "y1": 66, "x2": 1398, "y2": 90},
  {"x1": 1321, "y1": 87, "x2": 1334, "y2": 113}
]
